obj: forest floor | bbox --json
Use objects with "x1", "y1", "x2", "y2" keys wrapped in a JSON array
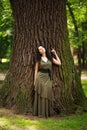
[{"x1": 0, "y1": 107, "x2": 87, "y2": 130}]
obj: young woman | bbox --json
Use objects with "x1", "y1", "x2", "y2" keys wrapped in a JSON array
[{"x1": 33, "y1": 46, "x2": 61, "y2": 118}]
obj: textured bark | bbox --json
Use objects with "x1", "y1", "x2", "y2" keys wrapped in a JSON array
[{"x1": 1, "y1": 0, "x2": 87, "y2": 114}]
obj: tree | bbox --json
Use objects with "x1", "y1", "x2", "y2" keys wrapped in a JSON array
[
  {"x1": 0, "y1": 0, "x2": 13, "y2": 62},
  {"x1": 1, "y1": 0, "x2": 87, "y2": 114},
  {"x1": 67, "y1": 0, "x2": 87, "y2": 68},
  {"x1": 67, "y1": 1, "x2": 82, "y2": 76}
]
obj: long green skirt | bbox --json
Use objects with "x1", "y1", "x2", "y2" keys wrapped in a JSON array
[{"x1": 33, "y1": 71, "x2": 54, "y2": 118}]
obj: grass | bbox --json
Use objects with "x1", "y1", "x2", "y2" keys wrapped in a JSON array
[
  {"x1": 0, "y1": 110, "x2": 87, "y2": 130},
  {"x1": 81, "y1": 80, "x2": 87, "y2": 97}
]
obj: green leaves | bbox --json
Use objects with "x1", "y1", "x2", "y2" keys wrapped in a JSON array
[
  {"x1": 0, "y1": 0, "x2": 13, "y2": 61},
  {"x1": 67, "y1": 0, "x2": 87, "y2": 47}
]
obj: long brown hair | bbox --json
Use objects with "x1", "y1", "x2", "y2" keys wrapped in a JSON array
[{"x1": 35, "y1": 48, "x2": 53, "y2": 63}]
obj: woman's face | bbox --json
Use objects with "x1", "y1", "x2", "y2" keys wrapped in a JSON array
[{"x1": 38, "y1": 46, "x2": 46, "y2": 55}]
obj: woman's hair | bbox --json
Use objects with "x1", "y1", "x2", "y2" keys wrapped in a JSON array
[{"x1": 35, "y1": 48, "x2": 53, "y2": 62}]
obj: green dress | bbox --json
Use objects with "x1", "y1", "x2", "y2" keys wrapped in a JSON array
[{"x1": 33, "y1": 59, "x2": 54, "y2": 118}]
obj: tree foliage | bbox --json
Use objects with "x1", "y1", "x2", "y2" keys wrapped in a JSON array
[
  {"x1": 67, "y1": 0, "x2": 87, "y2": 47},
  {"x1": 0, "y1": 0, "x2": 13, "y2": 61},
  {"x1": 67, "y1": 0, "x2": 87, "y2": 67}
]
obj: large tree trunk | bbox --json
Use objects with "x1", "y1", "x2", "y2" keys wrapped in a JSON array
[{"x1": 1, "y1": 0, "x2": 87, "y2": 114}]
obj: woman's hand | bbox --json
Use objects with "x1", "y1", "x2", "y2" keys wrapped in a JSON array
[
  {"x1": 51, "y1": 48, "x2": 61, "y2": 65},
  {"x1": 51, "y1": 49, "x2": 57, "y2": 56}
]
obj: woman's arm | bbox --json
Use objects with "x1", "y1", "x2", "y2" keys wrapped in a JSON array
[
  {"x1": 34, "y1": 62, "x2": 39, "y2": 85},
  {"x1": 51, "y1": 49, "x2": 61, "y2": 65}
]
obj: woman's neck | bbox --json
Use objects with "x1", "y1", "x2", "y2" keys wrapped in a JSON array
[{"x1": 42, "y1": 53, "x2": 46, "y2": 57}]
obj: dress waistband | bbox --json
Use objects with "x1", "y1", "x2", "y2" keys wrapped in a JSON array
[
  {"x1": 38, "y1": 69, "x2": 52, "y2": 80},
  {"x1": 38, "y1": 69, "x2": 50, "y2": 73}
]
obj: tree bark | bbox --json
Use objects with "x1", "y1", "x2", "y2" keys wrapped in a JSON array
[{"x1": 1, "y1": 0, "x2": 87, "y2": 114}]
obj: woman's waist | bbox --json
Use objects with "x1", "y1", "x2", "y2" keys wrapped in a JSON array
[
  {"x1": 38, "y1": 68, "x2": 51, "y2": 73},
  {"x1": 38, "y1": 68, "x2": 52, "y2": 80}
]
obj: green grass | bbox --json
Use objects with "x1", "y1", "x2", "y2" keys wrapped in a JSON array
[
  {"x1": 0, "y1": 112, "x2": 87, "y2": 130},
  {"x1": 81, "y1": 80, "x2": 87, "y2": 97}
]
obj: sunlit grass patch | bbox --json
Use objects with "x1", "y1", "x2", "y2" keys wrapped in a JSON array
[
  {"x1": 0, "y1": 117, "x2": 11, "y2": 130},
  {"x1": 82, "y1": 80, "x2": 87, "y2": 97},
  {"x1": 0, "y1": 116, "x2": 40, "y2": 130},
  {"x1": 9, "y1": 116, "x2": 36, "y2": 127}
]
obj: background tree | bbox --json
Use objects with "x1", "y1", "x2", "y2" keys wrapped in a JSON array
[
  {"x1": 1, "y1": 0, "x2": 87, "y2": 114},
  {"x1": 0, "y1": 0, "x2": 13, "y2": 63},
  {"x1": 67, "y1": 0, "x2": 87, "y2": 69}
]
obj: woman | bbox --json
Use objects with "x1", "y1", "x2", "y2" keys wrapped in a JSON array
[{"x1": 33, "y1": 46, "x2": 61, "y2": 118}]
